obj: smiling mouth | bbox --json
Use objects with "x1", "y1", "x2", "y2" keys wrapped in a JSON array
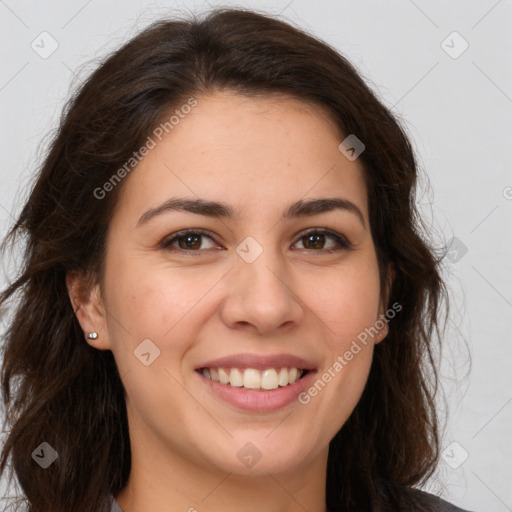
[{"x1": 197, "y1": 367, "x2": 309, "y2": 391}]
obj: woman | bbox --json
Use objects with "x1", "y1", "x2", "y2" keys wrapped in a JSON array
[{"x1": 0, "y1": 7, "x2": 474, "y2": 512}]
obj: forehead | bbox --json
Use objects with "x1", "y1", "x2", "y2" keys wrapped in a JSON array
[{"x1": 114, "y1": 90, "x2": 368, "y2": 223}]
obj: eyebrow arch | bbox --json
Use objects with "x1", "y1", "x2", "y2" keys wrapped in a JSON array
[{"x1": 137, "y1": 197, "x2": 366, "y2": 229}]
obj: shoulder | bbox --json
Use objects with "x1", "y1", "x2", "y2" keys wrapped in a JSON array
[{"x1": 395, "y1": 486, "x2": 475, "y2": 512}]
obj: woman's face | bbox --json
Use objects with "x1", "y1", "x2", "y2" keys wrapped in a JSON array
[{"x1": 79, "y1": 90, "x2": 390, "y2": 477}]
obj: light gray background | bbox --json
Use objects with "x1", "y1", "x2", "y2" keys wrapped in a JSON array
[{"x1": 0, "y1": 1, "x2": 511, "y2": 510}]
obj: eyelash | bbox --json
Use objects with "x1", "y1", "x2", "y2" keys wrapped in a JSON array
[{"x1": 160, "y1": 228, "x2": 352, "y2": 254}]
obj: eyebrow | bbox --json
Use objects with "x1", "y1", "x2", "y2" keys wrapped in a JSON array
[{"x1": 137, "y1": 197, "x2": 366, "y2": 229}]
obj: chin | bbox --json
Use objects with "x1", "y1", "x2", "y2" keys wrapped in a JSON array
[{"x1": 199, "y1": 434, "x2": 316, "y2": 476}]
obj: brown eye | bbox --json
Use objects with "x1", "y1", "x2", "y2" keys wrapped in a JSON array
[
  {"x1": 302, "y1": 233, "x2": 327, "y2": 250},
  {"x1": 177, "y1": 234, "x2": 202, "y2": 250},
  {"x1": 161, "y1": 230, "x2": 219, "y2": 251},
  {"x1": 293, "y1": 229, "x2": 351, "y2": 252}
]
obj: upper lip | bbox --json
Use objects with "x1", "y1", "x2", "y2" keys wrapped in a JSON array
[{"x1": 195, "y1": 353, "x2": 317, "y2": 371}]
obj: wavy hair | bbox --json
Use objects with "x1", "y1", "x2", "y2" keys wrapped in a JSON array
[{"x1": 0, "y1": 7, "x2": 450, "y2": 512}]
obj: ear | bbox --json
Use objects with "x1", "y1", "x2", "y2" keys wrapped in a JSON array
[
  {"x1": 66, "y1": 270, "x2": 111, "y2": 350},
  {"x1": 375, "y1": 262, "x2": 396, "y2": 344}
]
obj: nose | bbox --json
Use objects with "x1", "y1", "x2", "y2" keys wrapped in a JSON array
[{"x1": 219, "y1": 244, "x2": 304, "y2": 336}]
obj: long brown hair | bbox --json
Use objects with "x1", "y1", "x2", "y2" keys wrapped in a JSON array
[{"x1": 0, "y1": 8, "x2": 450, "y2": 511}]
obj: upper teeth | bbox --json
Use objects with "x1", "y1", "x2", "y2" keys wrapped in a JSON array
[{"x1": 201, "y1": 367, "x2": 304, "y2": 390}]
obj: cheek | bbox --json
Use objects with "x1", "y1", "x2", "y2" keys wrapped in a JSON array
[
  {"x1": 102, "y1": 251, "x2": 220, "y2": 348},
  {"x1": 308, "y1": 260, "x2": 381, "y2": 349}
]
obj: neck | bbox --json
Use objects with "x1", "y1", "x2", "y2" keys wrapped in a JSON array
[{"x1": 115, "y1": 440, "x2": 329, "y2": 512}]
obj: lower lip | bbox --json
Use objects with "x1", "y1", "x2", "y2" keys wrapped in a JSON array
[{"x1": 195, "y1": 370, "x2": 317, "y2": 412}]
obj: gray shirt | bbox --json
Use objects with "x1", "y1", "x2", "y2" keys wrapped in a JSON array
[{"x1": 108, "y1": 488, "x2": 474, "y2": 511}]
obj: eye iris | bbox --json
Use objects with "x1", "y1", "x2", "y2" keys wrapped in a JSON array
[
  {"x1": 305, "y1": 233, "x2": 325, "y2": 249},
  {"x1": 179, "y1": 234, "x2": 201, "y2": 250}
]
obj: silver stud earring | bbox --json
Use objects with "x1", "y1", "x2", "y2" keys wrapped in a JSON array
[{"x1": 87, "y1": 332, "x2": 98, "y2": 340}]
